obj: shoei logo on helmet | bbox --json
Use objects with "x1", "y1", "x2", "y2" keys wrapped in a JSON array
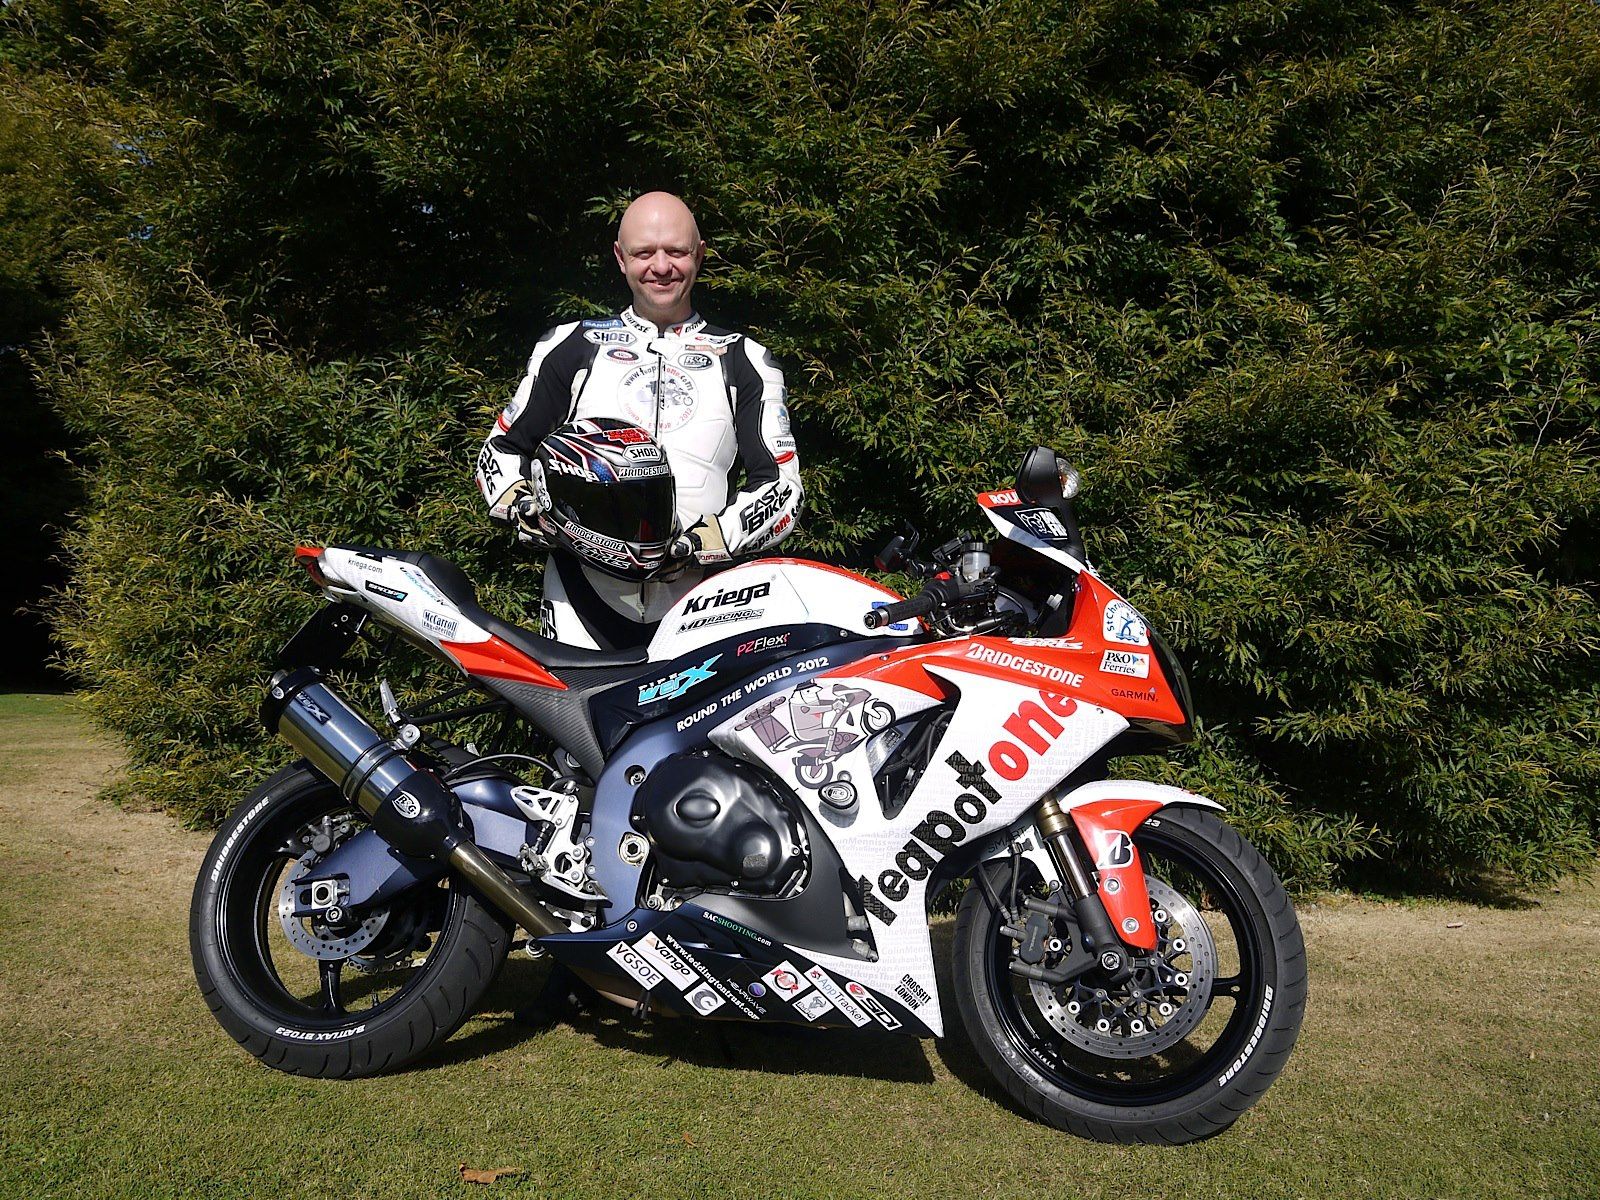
[{"x1": 603, "y1": 427, "x2": 651, "y2": 445}]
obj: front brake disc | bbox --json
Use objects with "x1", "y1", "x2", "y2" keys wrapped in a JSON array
[{"x1": 1029, "y1": 876, "x2": 1217, "y2": 1058}]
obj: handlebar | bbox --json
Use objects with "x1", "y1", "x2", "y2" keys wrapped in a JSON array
[{"x1": 863, "y1": 592, "x2": 940, "y2": 630}]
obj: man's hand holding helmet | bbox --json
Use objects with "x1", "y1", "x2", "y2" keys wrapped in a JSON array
[{"x1": 668, "y1": 518, "x2": 732, "y2": 568}]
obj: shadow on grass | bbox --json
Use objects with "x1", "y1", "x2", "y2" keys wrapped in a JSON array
[
  {"x1": 414, "y1": 953, "x2": 939, "y2": 1084},
  {"x1": 1338, "y1": 863, "x2": 1546, "y2": 909}
]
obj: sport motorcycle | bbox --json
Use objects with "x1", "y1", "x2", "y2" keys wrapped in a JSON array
[{"x1": 190, "y1": 447, "x2": 1306, "y2": 1143}]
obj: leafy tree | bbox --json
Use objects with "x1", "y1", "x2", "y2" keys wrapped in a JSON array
[{"x1": 15, "y1": 0, "x2": 1598, "y2": 886}]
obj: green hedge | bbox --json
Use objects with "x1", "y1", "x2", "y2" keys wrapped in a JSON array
[{"x1": 10, "y1": 0, "x2": 1597, "y2": 887}]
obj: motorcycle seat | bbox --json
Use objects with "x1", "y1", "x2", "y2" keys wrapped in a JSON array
[{"x1": 333, "y1": 546, "x2": 651, "y2": 671}]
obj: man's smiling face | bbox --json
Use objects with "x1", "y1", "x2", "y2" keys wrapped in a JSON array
[{"x1": 614, "y1": 193, "x2": 705, "y2": 327}]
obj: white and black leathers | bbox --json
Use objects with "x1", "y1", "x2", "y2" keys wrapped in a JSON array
[{"x1": 475, "y1": 307, "x2": 802, "y2": 649}]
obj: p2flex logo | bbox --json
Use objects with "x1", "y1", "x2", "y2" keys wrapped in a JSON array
[
  {"x1": 638, "y1": 655, "x2": 721, "y2": 704},
  {"x1": 858, "y1": 690, "x2": 1078, "y2": 926}
]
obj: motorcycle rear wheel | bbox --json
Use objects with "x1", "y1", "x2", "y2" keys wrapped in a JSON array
[
  {"x1": 952, "y1": 805, "x2": 1305, "y2": 1143},
  {"x1": 190, "y1": 764, "x2": 511, "y2": 1077}
]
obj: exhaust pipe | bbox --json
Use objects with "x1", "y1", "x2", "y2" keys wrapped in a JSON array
[{"x1": 262, "y1": 667, "x2": 566, "y2": 938}]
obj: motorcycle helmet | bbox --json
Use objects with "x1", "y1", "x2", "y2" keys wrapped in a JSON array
[{"x1": 534, "y1": 418, "x2": 676, "y2": 580}]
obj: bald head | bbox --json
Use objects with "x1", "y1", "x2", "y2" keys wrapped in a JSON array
[{"x1": 614, "y1": 192, "x2": 705, "y2": 327}]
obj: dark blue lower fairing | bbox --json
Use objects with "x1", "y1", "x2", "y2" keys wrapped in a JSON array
[
  {"x1": 583, "y1": 638, "x2": 895, "y2": 925},
  {"x1": 540, "y1": 900, "x2": 929, "y2": 1035}
]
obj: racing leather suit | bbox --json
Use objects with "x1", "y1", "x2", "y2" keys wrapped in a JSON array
[{"x1": 475, "y1": 306, "x2": 802, "y2": 649}]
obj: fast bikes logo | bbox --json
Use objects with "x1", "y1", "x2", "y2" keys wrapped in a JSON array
[
  {"x1": 637, "y1": 655, "x2": 721, "y2": 704},
  {"x1": 740, "y1": 485, "x2": 793, "y2": 534},
  {"x1": 858, "y1": 690, "x2": 1078, "y2": 927},
  {"x1": 683, "y1": 581, "x2": 770, "y2": 614}
]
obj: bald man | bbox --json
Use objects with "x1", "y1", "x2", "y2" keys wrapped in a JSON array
[{"x1": 474, "y1": 193, "x2": 803, "y2": 649}]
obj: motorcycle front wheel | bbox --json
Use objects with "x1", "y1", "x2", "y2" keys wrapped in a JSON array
[
  {"x1": 190, "y1": 764, "x2": 511, "y2": 1077},
  {"x1": 952, "y1": 805, "x2": 1306, "y2": 1144}
]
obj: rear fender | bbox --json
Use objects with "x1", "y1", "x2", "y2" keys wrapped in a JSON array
[{"x1": 978, "y1": 781, "x2": 1223, "y2": 953}]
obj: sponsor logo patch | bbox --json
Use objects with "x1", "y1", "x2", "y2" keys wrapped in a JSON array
[
  {"x1": 684, "y1": 581, "x2": 770, "y2": 614},
  {"x1": 1016, "y1": 506, "x2": 1070, "y2": 540},
  {"x1": 803, "y1": 966, "x2": 870, "y2": 1027},
  {"x1": 894, "y1": 974, "x2": 933, "y2": 1010},
  {"x1": 1099, "y1": 649, "x2": 1150, "y2": 678},
  {"x1": 363, "y1": 581, "x2": 407, "y2": 602},
  {"x1": 761, "y1": 961, "x2": 810, "y2": 1001},
  {"x1": 737, "y1": 633, "x2": 790, "y2": 656},
  {"x1": 422, "y1": 610, "x2": 458, "y2": 639},
  {"x1": 685, "y1": 983, "x2": 725, "y2": 1014},
  {"x1": 663, "y1": 936, "x2": 764, "y2": 1017},
  {"x1": 1102, "y1": 600, "x2": 1150, "y2": 646},
  {"x1": 606, "y1": 941, "x2": 664, "y2": 990},
  {"x1": 857, "y1": 690, "x2": 1078, "y2": 926},
  {"x1": 794, "y1": 990, "x2": 835, "y2": 1021},
  {"x1": 679, "y1": 351, "x2": 714, "y2": 370},
  {"x1": 845, "y1": 981, "x2": 902, "y2": 1030},
  {"x1": 392, "y1": 792, "x2": 421, "y2": 819},
  {"x1": 740, "y1": 485, "x2": 793, "y2": 534},
  {"x1": 1094, "y1": 830, "x2": 1135, "y2": 869},
  {"x1": 583, "y1": 328, "x2": 635, "y2": 345},
  {"x1": 682, "y1": 608, "x2": 762, "y2": 632},
  {"x1": 964, "y1": 643, "x2": 1084, "y2": 687},
  {"x1": 633, "y1": 933, "x2": 698, "y2": 990},
  {"x1": 292, "y1": 692, "x2": 331, "y2": 725},
  {"x1": 602, "y1": 426, "x2": 651, "y2": 445},
  {"x1": 638, "y1": 655, "x2": 721, "y2": 704},
  {"x1": 606, "y1": 347, "x2": 640, "y2": 362}
]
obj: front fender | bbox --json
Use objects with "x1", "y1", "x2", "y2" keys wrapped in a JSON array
[{"x1": 978, "y1": 780, "x2": 1223, "y2": 952}]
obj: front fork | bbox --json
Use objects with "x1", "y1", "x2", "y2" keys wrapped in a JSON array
[{"x1": 1031, "y1": 796, "x2": 1162, "y2": 982}]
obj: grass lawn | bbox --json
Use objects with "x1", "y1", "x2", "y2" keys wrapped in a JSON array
[{"x1": 0, "y1": 693, "x2": 1595, "y2": 1198}]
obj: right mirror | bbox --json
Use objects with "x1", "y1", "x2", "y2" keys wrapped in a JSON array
[{"x1": 1016, "y1": 446, "x2": 1081, "y2": 504}]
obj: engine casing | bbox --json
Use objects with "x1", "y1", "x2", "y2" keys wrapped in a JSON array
[{"x1": 635, "y1": 753, "x2": 804, "y2": 893}]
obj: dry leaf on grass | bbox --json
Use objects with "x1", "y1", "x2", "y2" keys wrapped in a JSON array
[{"x1": 458, "y1": 1163, "x2": 523, "y2": 1185}]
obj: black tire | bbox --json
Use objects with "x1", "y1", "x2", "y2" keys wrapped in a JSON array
[
  {"x1": 952, "y1": 805, "x2": 1306, "y2": 1144},
  {"x1": 190, "y1": 764, "x2": 512, "y2": 1078}
]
